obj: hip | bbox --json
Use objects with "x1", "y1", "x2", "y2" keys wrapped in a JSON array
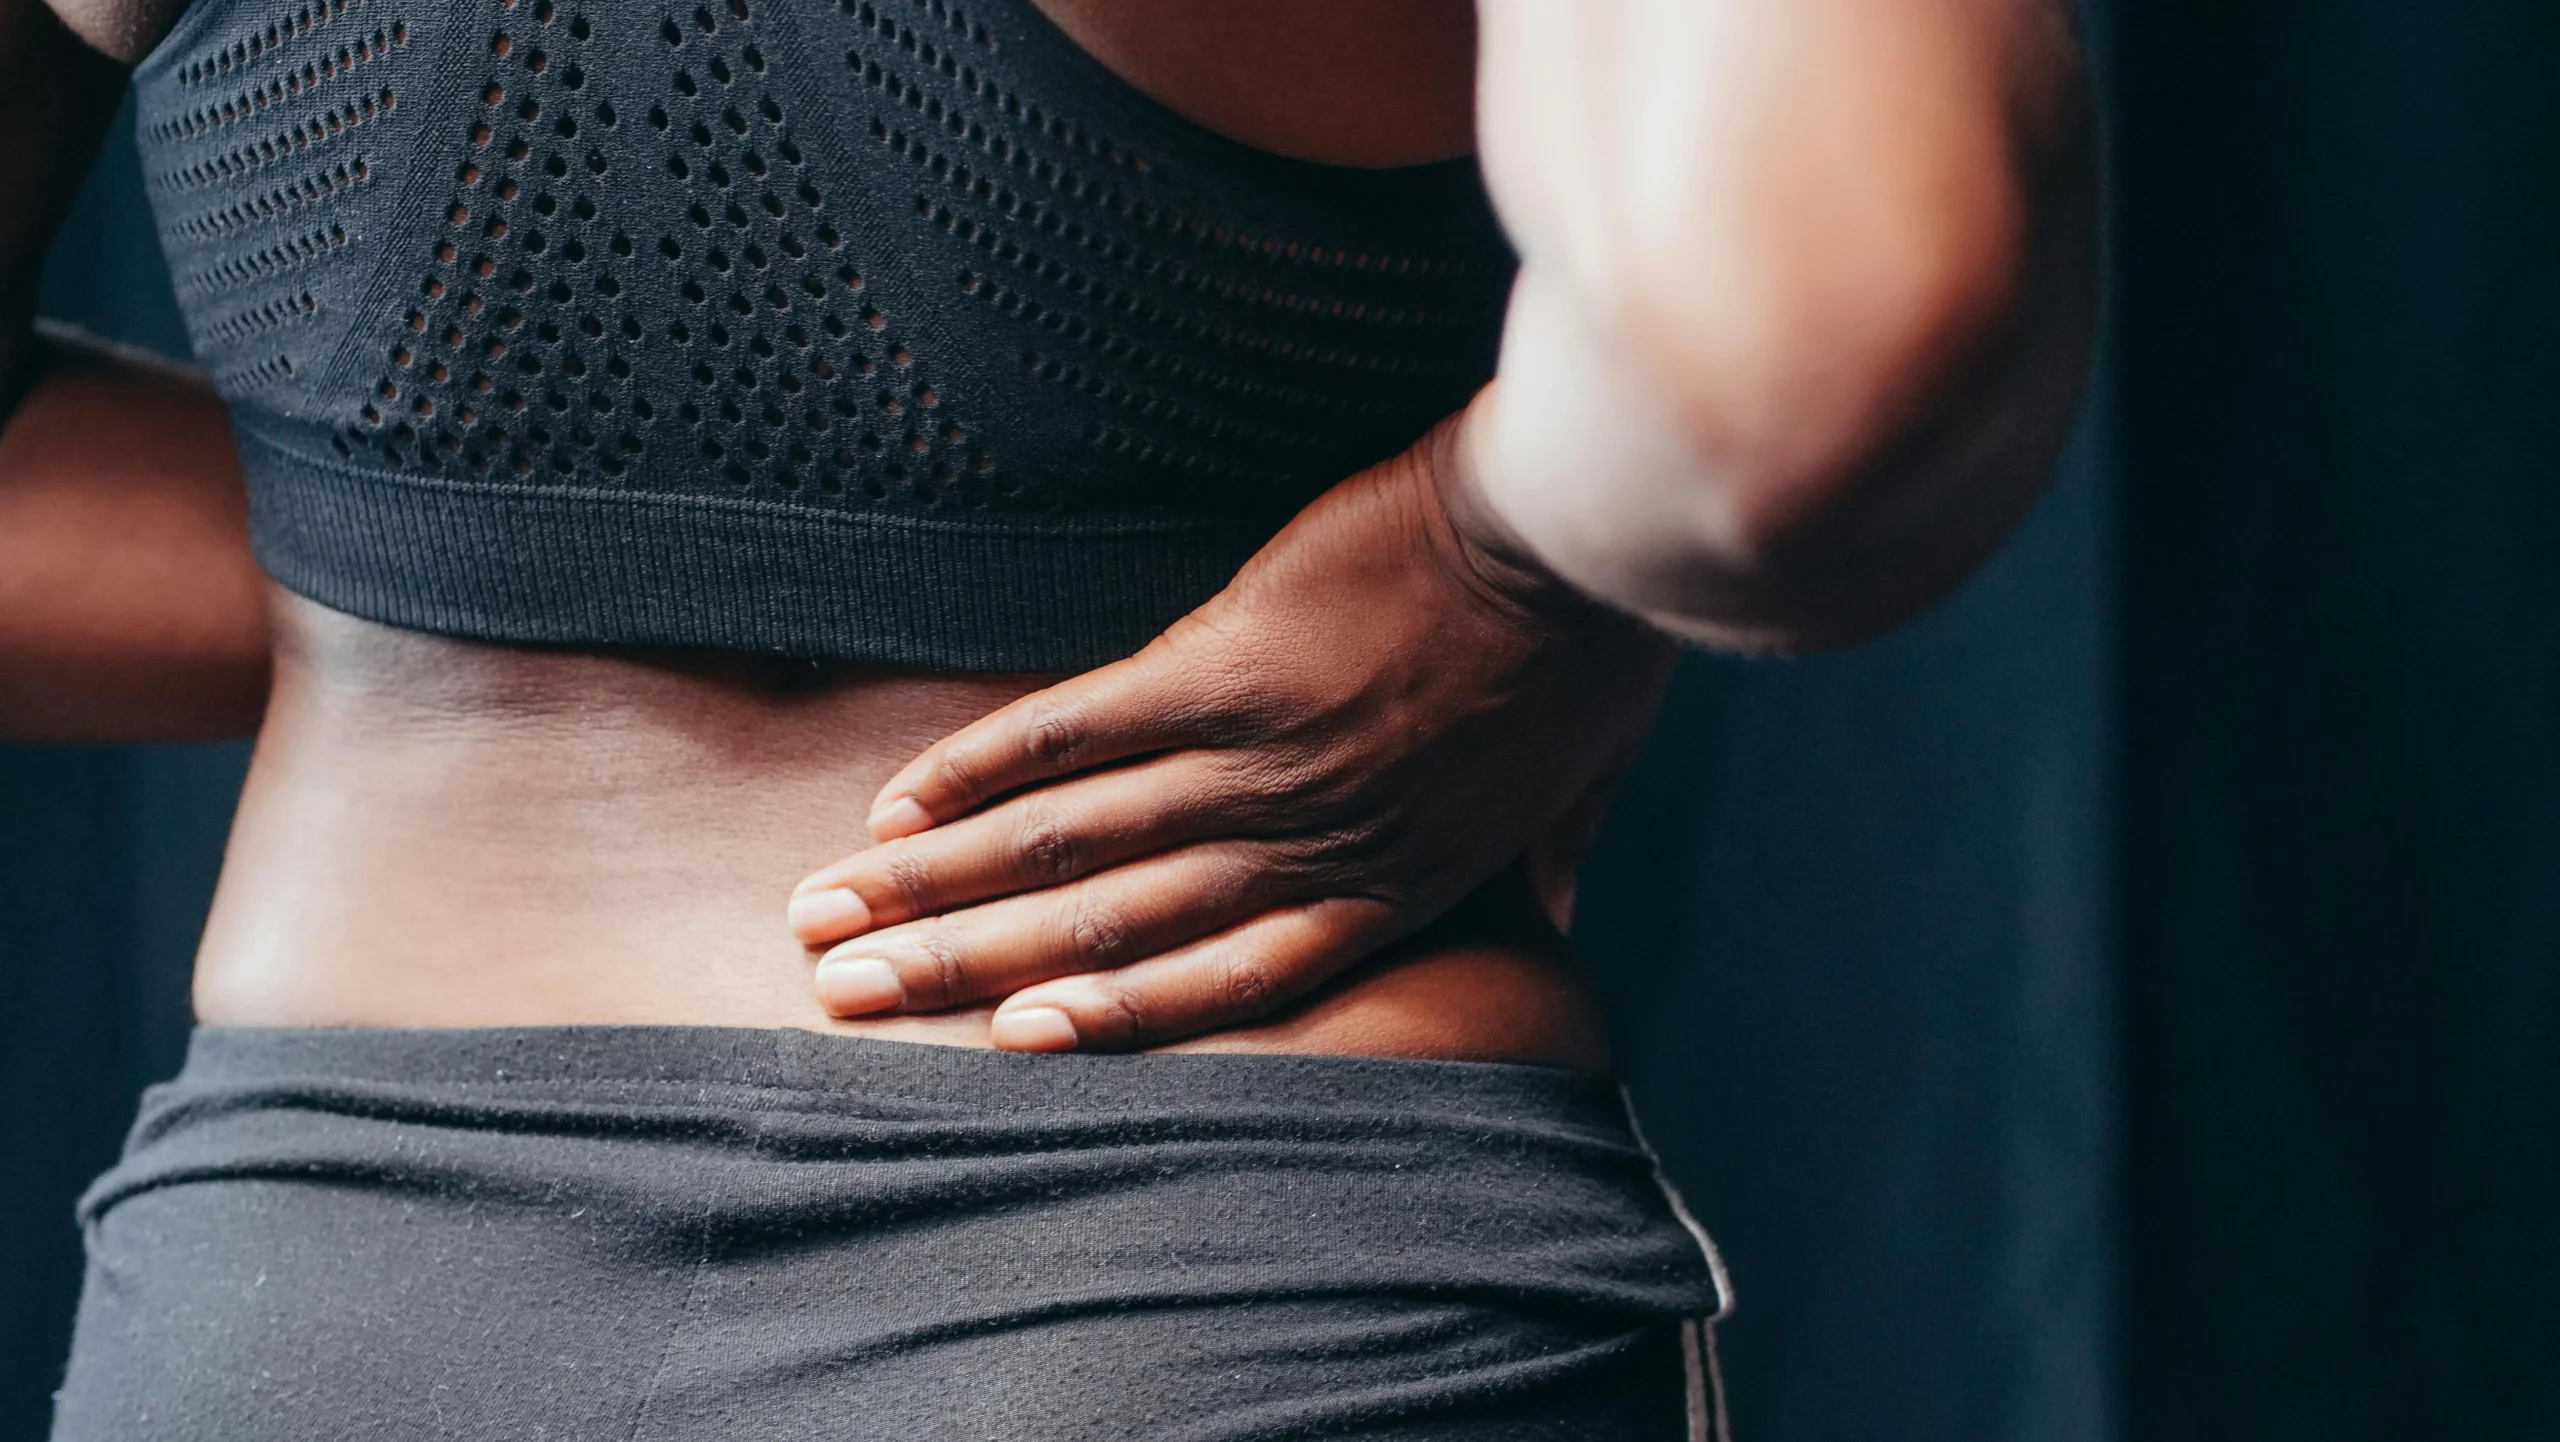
[{"x1": 59, "y1": 1025, "x2": 1724, "y2": 1441}]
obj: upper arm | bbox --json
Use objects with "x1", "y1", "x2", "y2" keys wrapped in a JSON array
[
  {"x1": 1462, "y1": 0, "x2": 2097, "y2": 646},
  {"x1": 1473, "y1": 0, "x2": 2090, "y2": 485},
  {"x1": 0, "y1": 0, "x2": 145, "y2": 400},
  {"x1": 43, "y1": 0, "x2": 190, "y2": 63}
]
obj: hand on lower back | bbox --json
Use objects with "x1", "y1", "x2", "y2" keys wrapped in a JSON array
[{"x1": 784, "y1": 411, "x2": 1675, "y2": 1051}]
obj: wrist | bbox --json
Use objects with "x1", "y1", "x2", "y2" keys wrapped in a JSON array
[
  {"x1": 1436, "y1": 388, "x2": 1543, "y2": 577},
  {"x1": 1421, "y1": 387, "x2": 1641, "y2": 636}
]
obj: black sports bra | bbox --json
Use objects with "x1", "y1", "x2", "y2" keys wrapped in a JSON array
[{"x1": 128, "y1": 0, "x2": 1515, "y2": 669}]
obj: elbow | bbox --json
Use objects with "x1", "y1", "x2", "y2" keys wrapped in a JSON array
[
  {"x1": 1690, "y1": 258, "x2": 2028, "y2": 573},
  {"x1": 1616, "y1": 144, "x2": 2095, "y2": 648},
  {"x1": 1645, "y1": 0, "x2": 2096, "y2": 580},
  {"x1": 1475, "y1": 6, "x2": 2101, "y2": 649},
  {"x1": 1478, "y1": 194, "x2": 2089, "y2": 653},
  {"x1": 1645, "y1": 150, "x2": 2037, "y2": 556}
]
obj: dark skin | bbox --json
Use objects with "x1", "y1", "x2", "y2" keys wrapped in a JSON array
[
  {"x1": 788, "y1": 423, "x2": 1673, "y2": 1050},
  {"x1": 0, "y1": 327, "x2": 269, "y2": 738},
  {"x1": 5, "y1": 0, "x2": 2094, "y2": 1057},
  {"x1": 1029, "y1": 0, "x2": 1479, "y2": 166},
  {"x1": 0, "y1": 1, "x2": 267, "y2": 740},
  {"x1": 2, "y1": 0, "x2": 1632, "y2": 1068},
  {"x1": 783, "y1": 0, "x2": 2097, "y2": 1049}
]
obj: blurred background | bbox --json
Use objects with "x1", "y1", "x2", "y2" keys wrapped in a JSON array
[{"x1": 6, "y1": 1, "x2": 2557, "y2": 1438}]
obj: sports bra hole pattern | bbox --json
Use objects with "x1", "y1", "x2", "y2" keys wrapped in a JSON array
[{"x1": 131, "y1": 0, "x2": 1519, "y2": 667}]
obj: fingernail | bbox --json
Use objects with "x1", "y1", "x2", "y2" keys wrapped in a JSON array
[
  {"x1": 787, "y1": 887, "x2": 870, "y2": 939},
  {"x1": 814, "y1": 957, "x2": 906, "y2": 1015},
  {"x1": 870, "y1": 795, "x2": 933, "y2": 840},
  {"x1": 990, "y1": 1006, "x2": 1080, "y2": 1052}
]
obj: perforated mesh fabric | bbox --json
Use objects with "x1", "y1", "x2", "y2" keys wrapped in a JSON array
[{"x1": 132, "y1": 0, "x2": 1516, "y2": 668}]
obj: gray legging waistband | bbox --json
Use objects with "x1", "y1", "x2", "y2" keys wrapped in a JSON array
[{"x1": 58, "y1": 1025, "x2": 1727, "y2": 1442}]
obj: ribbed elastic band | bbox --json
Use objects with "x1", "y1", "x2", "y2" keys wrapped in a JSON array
[{"x1": 238, "y1": 423, "x2": 1276, "y2": 671}]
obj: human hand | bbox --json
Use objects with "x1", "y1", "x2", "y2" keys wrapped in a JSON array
[{"x1": 786, "y1": 411, "x2": 1677, "y2": 1051}]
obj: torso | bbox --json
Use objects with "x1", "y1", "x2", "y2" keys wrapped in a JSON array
[
  {"x1": 185, "y1": 4, "x2": 1608, "y2": 1069},
  {"x1": 200, "y1": 594, "x2": 1605, "y2": 1066}
]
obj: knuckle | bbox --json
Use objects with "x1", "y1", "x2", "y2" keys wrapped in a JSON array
[
  {"x1": 1191, "y1": 678, "x2": 1265, "y2": 743},
  {"x1": 1225, "y1": 742, "x2": 1302, "y2": 791},
  {"x1": 1023, "y1": 702, "x2": 1083, "y2": 772},
  {"x1": 1013, "y1": 808, "x2": 1081, "y2": 884},
  {"x1": 933, "y1": 744, "x2": 994, "y2": 804},
  {"x1": 1213, "y1": 846, "x2": 1288, "y2": 905},
  {"x1": 1085, "y1": 981, "x2": 1154, "y2": 1047},
  {"x1": 1265, "y1": 837, "x2": 1341, "y2": 887},
  {"x1": 1303, "y1": 811, "x2": 1401, "y2": 873},
  {"x1": 880, "y1": 850, "x2": 942, "y2": 916},
  {"x1": 1065, "y1": 896, "x2": 1139, "y2": 971},
  {"x1": 1355, "y1": 805, "x2": 1421, "y2": 857},
  {"x1": 1213, "y1": 949, "x2": 1287, "y2": 1015},
  {"x1": 907, "y1": 927, "x2": 971, "y2": 1006},
  {"x1": 1213, "y1": 746, "x2": 1330, "y2": 820},
  {"x1": 1159, "y1": 613, "x2": 1244, "y2": 667}
]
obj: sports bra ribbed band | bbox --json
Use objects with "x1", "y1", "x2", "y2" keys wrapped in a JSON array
[{"x1": 130, "y1": 0, "x2": 1516, "y2": 669}]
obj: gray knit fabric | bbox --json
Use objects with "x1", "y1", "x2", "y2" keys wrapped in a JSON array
[
  {"x1": 128, "y1": 0, "x2": 1517, "y2": 669},
  {"x1": 53, "y1": 1027, "x2": 1719, "y2": 1440}
]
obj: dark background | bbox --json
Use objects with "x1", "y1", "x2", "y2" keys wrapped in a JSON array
[{"x1": 5, "y1": 2, "x2": 2555, "y2": 1438}]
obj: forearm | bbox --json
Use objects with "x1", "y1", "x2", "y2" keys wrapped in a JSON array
[
  {"x1": 1468, "y1": 0, "x2": 2099, "y2": 649},
  {"x1": 0, "y1": 326, "x2": 271, "y2": 741}
]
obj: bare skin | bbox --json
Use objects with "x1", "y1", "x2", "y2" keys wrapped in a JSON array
[
  {"x1": 198, "y1": 592, "x2": 1604, "y2": 1061},
  {"x1": 1028, "y1": 0, "x2": 1479, "y2": 166},
  {"x1": 6, "y1": 0, "x2": 2094, "y2": 1060},
  {"x1": 9, "y1": 0, "x2": 1611, "y2": 1067},
  {"x1": 774, "y1": 0, "x2": 2096, "y2": 1050}
]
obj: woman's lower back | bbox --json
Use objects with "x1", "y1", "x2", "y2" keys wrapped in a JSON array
[{"x1": 193, "y1": 592, "x2": 1610, "y2": 1068}]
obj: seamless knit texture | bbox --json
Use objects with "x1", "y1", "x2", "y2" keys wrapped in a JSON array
[
  {"x1": 129, "y1": 0, "x2": 1516, "y2": 667},
  {"x1": 54, "y1": 1027, "x2": 1719, "y2": 1441}
]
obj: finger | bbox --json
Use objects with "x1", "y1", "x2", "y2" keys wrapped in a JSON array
[
  {"x1": 986, "y1": 898, "x2": 1401, "y2": 1052},
  {"x1": 809, "y1": 843, "x2": 1288, "y2": 1017},
  {"x1": 789, "y1": 751, "x2": 1268, "y2": 946},
  {"x1": 866, "y1": 627, "x2": 1242, "y2": 840}
]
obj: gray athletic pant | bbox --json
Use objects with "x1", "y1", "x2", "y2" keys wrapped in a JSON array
[{"x1": 53, "y1": 1027, "x2": 1730, "y2": 1441}]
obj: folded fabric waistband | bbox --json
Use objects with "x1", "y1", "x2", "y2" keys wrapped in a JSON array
[{"x1": 181, "y1": 1024, "x2": 1622, "y2": 1123}]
